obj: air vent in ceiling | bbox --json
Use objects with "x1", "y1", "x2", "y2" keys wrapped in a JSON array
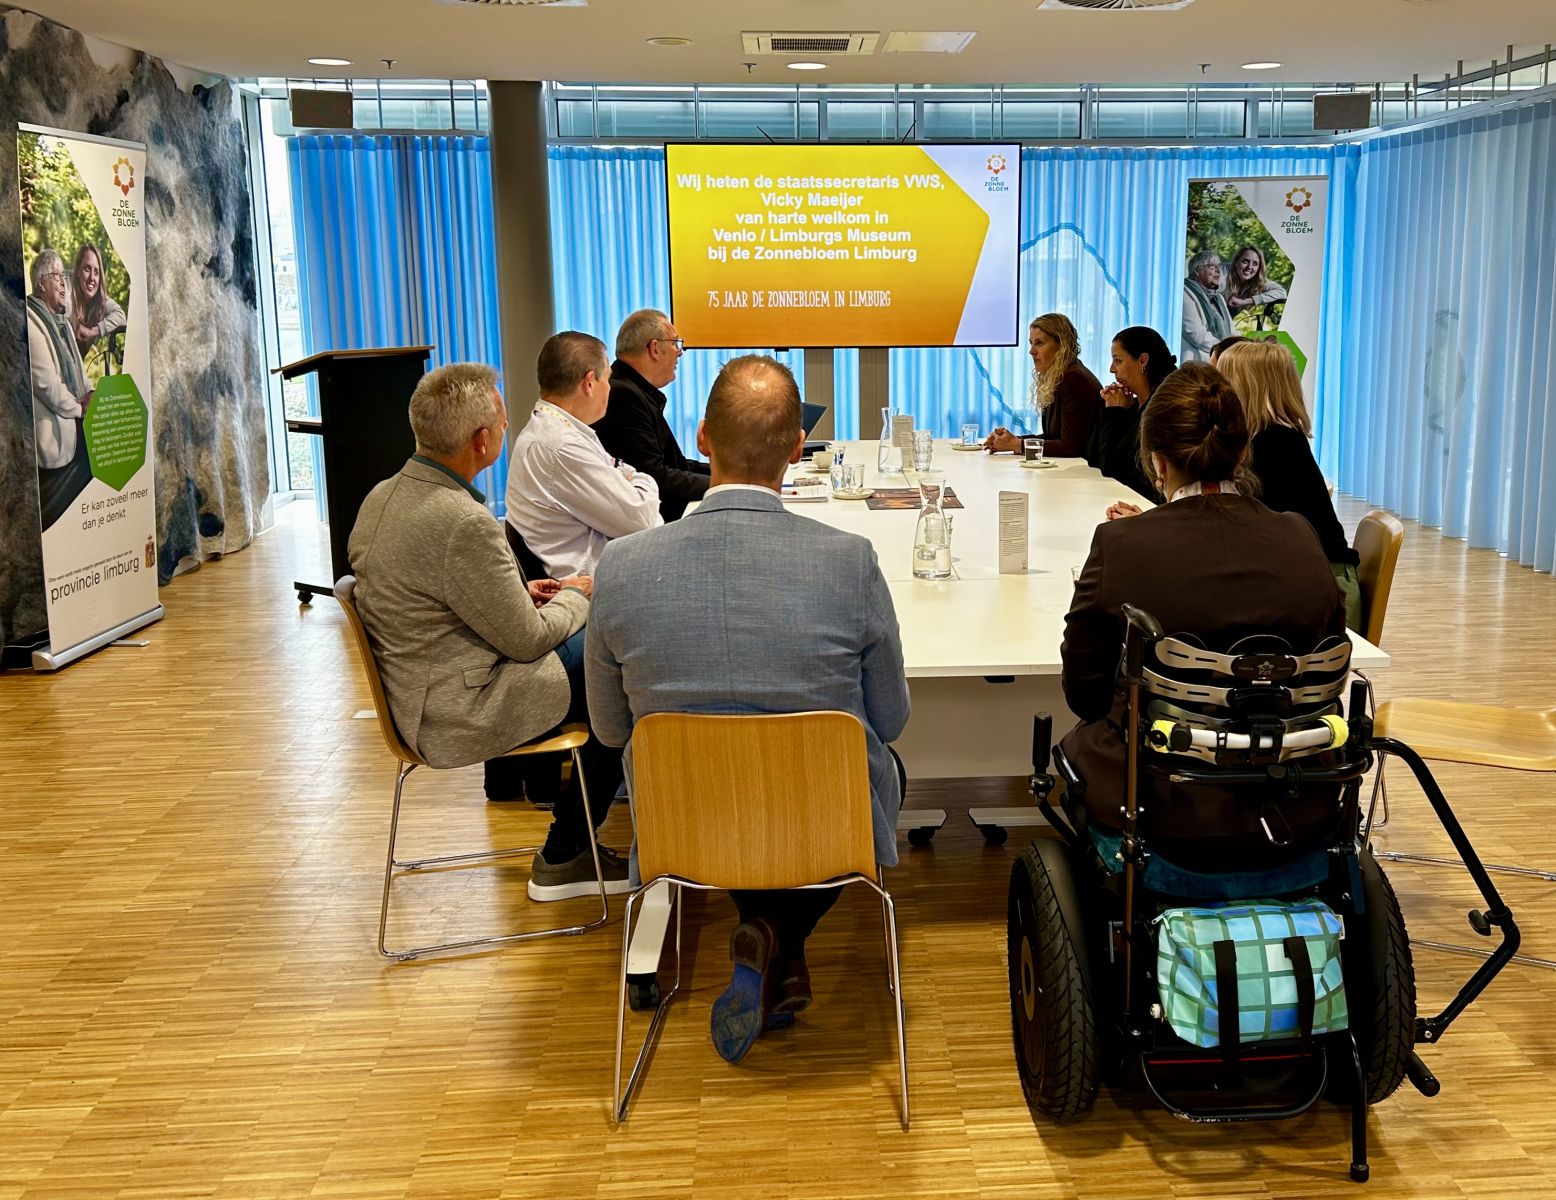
[
  {"x1": 882, "y1": 31, "x2": 976, "y2": 54},
  {"x1": 742, "y1": 32, "x2": 881, "y2": 56},
  {"x1": 1036, "y1": 0, "x2": 1195, "y2": 10}
]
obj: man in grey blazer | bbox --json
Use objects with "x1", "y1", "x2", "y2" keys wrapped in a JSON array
[
  {"x1": 348, "y1": 362, "x2": 628, "y2": 900},
  {"x1": 586, "y1": 355, "x2": 910, "y2": 1064}
]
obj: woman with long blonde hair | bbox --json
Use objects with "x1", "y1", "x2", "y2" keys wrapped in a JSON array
[
  {"x1": 984, "y1": 312, "x2": 1102, "y2": 458},
  {"x1": 1217, "y1": 340, "x2": 1361, "y2": 629},
  {"x1": 1225, "y1": 244, "x2": 1288, "y2": 315},
  {"x1": 70, "y1": 241, "x2": 126, "y2": 363}
]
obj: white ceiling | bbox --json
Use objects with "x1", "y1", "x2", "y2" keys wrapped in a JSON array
[{"x1": 14, "y1": 0, "x2": 1555, "y2": 86}]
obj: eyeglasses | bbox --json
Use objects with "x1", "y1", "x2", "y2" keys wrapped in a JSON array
[
  {"x1": 652, "y1": 337, "x2": 685, "y2": 353},
  {"x1": 41, "y1": 270, "x2": 66, "y2": 283}
]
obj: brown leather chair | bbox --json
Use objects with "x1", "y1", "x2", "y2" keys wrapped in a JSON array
[{"x1": 1354, "y1": 509, "x2": 1405, "y2": 647}]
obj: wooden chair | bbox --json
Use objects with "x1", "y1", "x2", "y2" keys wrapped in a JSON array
[
  {"x1": 612, "y1": 711, "x2": 908, "y2": 1128},
  {"x1": 1372, "y1": 696, "x2": 1556, "y2": 971},
  {"x1": 336, "y1": 576, "x2": 610, "y2": 961},
  {"x1": 1354, "y1": 509, "x2": 1405, "y2": 647}
]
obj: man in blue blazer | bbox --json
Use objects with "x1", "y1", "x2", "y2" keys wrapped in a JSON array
[{"x1": 586, "y1": 355, "x2": 910, "y2": 1064}]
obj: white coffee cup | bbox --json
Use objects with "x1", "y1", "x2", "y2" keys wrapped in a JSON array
[{"x1": 812, "y1": 449, "x2": 835, "y2": 472}]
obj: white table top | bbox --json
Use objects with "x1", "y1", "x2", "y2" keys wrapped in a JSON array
[{"x1": 775, "y1": 440, "x2": 1390, "y2": 680}]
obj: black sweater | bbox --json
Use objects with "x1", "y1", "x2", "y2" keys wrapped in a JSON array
[
  {"x1": 1086, "y1": 403, "x2": 1161, "y2": 503},
  {"x1": 1249, "y1": 424, "x2": 1358, "y2": 566},
  {"x1": 592, "y1": 360, "x2": 710, "y2": 522}
]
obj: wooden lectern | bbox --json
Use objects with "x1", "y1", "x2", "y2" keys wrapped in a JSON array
[{"x1": 276, "y1": 346, "x2": 432, "y2": 603}]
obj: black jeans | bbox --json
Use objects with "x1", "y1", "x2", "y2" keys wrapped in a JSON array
[
  {"x1": 540, "y1": 629, "x2": 624, "y2": 860},
  {"x1": 485, "y1": 630, "x2": 623, "y2": 862},
  {"x1": 728, "y1": 746, "x2": 908, "y2": 959}
]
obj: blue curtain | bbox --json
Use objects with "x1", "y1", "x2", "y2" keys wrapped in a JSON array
[
  {"x1": 547, "y1": 144, "x2": 1335, "y2": 442},
  {"x1": 1326, "y1": 97, "x2": 1556, "y2": 570},
  {"x1": 285, "y1": 117, "x2": 1554, "y2": 571},
  {"x1": 289, "y1": 134, "x2": 509, "y2": 515},
  {"x1": 548, "y1": 145, "x2": 807, "y2": 458}
]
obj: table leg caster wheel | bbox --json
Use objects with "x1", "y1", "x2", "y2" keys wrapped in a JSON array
[
  {"x1": 907, "y1": 826, "x2": 937, "y2": 848},
  {"x1": 1350, "y1": 1163, "x2": 1369, "y2": 1183},
  {"x1": 627, "y1": 975, "x2": 660, "y2": 1011},
  {"x1": 296, "y1": 589, "x2": 313, "y2": 605},
  {"x1": 979, "y1": 824, "x2": 1009, "y2": 847}
]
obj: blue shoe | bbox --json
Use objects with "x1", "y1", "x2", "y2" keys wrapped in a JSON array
[{"x1": 711, "y1": 919, "x2": 777, "y2": 1063}]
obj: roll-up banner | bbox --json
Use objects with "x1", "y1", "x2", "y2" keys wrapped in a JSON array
[
  {"x1": 1182, "y1": 176, "x2": 1328, "y2": 410},
  {"x1": 17, "y1": 124, "x2": 161, "y2": 670}
]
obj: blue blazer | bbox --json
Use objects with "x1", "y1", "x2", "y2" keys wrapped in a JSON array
[{"x1": 585, "y1": 487, "x2": 911, "y2": 867}]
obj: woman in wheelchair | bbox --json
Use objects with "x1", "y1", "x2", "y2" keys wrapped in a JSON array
[
  {"x1": 1009, "y1": 362, "x2": 1519, "y2": 1182},
  {"x1": 1061, "y1": 361, "x2": 1348, "y2": 869}
]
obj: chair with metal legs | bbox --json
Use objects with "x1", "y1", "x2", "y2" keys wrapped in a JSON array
[
  {"x1": 612, "y1": 711, "x2": 909, "y2": 1129},
  {"x1": 336, "y1": 576, "x2": 611, "y2": 961},
  {"x1": 1371, "y1": 696, "x2": 1556, "y2": 971}
]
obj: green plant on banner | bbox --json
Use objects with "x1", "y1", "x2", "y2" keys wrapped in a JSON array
[
  {"x1": 1185, "y1": 181, "x2": 1295, "y2": 289},
  {"x1": 16, "y1": 132, "x2": 132, "y2": 384}
]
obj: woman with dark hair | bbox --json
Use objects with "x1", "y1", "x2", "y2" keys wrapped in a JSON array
[
  {"x1": 984, "y1": 313, "x2": 1103, "y2": 458},
  {"x1": 70, "y1": 242, "x2": 126, "y2": 364},
  {"x1": 1087, "y1": 325, "x2": 1176, "y2": 503},
  {"x1": 1059, "y1": 361, "x2": 1347, "y2": 865}
]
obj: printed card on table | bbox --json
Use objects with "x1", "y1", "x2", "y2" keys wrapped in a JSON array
[{"x1": 998, "y1": 491, "x2": 1028, "y2": 574}]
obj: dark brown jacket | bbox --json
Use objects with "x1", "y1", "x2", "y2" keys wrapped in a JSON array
[
  {"x1": 1039, "y1": 361, "x2": 1104, "y2": 458},
  {"x1": 1058, "y1": 493, "x2": 1347, "y2": 866}
]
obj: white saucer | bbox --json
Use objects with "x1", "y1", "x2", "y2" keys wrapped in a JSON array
[
  {"x1": 806, "y1": 465, "x2": 833, "y2": 474},
  {"x1": 831, "y1": 488, "x2": 874, "y2": 500},
  {"x1": 951, "y1": 443, "x2": 983, "y2": 452},
  {"x1": 1019, "y1": 459, "x2": 1058, "y2": 470}
]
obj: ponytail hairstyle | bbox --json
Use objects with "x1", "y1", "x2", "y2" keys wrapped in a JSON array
[
  {"x1": 1139, "y1": 362, "x2": 1251, "y2": 491},
  {"x1": 1112, "y1": 326, "x2": 1178, "y2": 397},
  {"x1": 1028, "y1": 312, "x2": 1081, "y2": 411}
]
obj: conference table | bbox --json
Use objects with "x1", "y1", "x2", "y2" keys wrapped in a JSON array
[{"x1": 623, "y1": 441, "x2": 1390, "y2": 994}]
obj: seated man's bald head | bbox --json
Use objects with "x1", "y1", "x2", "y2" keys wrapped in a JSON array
[{"x1": 699, "y1": 355, "x2": 804, "y2": 484}]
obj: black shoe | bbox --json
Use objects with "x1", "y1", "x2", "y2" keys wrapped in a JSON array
[{"x1": 483, "y1": 757, "x2": 526, "y2": 802}]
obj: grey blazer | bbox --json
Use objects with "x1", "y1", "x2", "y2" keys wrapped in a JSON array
[
  {"x1": 585, "y1": 487, "x2": 911, "y2": 866},
  {"x1": 348, "y1": 458, "x2": 590, "y2": 768}
]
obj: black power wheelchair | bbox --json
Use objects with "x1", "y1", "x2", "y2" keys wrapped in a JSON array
[{"x1": 1006, "y1": 606, "x2": 1521, "y2": 1182}]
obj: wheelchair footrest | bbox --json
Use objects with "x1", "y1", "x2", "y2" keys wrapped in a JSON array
[{"x1": 1138, "y1": 1041, "x2": 1329, "y2": 1122}]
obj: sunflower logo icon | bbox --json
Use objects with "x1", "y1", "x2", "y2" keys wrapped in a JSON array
[
  {"x1": 1285, "y1": 186, "x2": 1314, "y2": 215},
  {"x1": 986, "y1": 154, "x2": 1008, "y2": 176},
  {"x1": 112, "y1": 157, "x2": 135, "y2": 197}
]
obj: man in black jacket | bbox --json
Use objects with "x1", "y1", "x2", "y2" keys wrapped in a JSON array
[{"x1": 592, "y1": 309, "x2": 710, "y2": 521}]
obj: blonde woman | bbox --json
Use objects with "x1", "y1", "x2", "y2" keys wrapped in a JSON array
[
  {"x1": 1217, "y1": 340, "x2": 1361, "y2": 630},
  {"x1": 984, "y1": 313, "x2": 1102, "y2": 458},
  {"x1": 70, "y1": 242, "x2": 126, "y2": 362},
  {"x1": 1225, "y1": 245, "x2": 1288, "y2": 314}
]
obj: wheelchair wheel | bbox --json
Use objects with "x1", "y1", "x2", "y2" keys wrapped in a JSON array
[
  {"x1": 1343, "y1": 849, "x2": 1416, "y2": 1104},
  {"x1": 1007, "y1": 838, "x2": 1099, "y2": 1120}
]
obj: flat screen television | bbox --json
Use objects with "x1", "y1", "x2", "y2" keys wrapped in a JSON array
[{"x1": 665, "y1": 143, "x2": 1020, "y2": 349}]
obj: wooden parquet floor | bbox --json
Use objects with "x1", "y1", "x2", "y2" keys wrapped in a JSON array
[{"x1": 2, "y1": 498, "x2": 1554, "y2": 1199}]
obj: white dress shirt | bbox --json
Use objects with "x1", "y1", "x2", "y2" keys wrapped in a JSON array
[{"x1": 505, "y1": 398, "x2": 662, "y2": 577}]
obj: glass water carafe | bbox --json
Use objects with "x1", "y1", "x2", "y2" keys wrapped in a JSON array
[
  {"x1": 911, "y1": 473, "x2": 953, "y2": 580},
  {"x1": 877, "y1": 406, "x2": 901, "y2": 475}
]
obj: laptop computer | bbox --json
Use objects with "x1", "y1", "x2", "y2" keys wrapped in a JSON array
[{"x1": 801, "y1": 401, "x2": 829, "y2": 454}]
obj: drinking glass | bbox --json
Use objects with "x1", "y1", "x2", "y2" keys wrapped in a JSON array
[
  {"x1": 960, "y1": 422, "x2": 979, "y2": 447},
  {"x1": 831, "y1": 463, "x2": 865, "y2": 494},
  {"x1": 1023, "y1": 436, "x2": 1045, "y2": 463},
  {"x1": 912, "y1": 429, "x2": 934, "y2": 471}
]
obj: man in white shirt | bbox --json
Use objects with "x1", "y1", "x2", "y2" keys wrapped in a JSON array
[{"x1": 505, "y1": 332, "x2": 662, "y2": 578}]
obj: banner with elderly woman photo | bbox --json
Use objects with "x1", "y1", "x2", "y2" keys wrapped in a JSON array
[
  {"x1": 1182, "y1": 176, "x2": 1328, "y2": 411},
  {"x1": 17, "y1": 124, "x2": 161, "y2": 668}
]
